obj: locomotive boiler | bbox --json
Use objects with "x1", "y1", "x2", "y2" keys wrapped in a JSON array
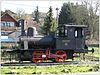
[{"x1": 17, "y1": 19, "x2": 89, "y2": 63}]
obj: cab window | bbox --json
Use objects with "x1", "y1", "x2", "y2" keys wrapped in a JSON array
[
  {"x1": 58, "y1": 26, "x2": 68, "y2": 37},
  {"x1": 75, "y1": 28, "x2": 83, "y2": 38}
]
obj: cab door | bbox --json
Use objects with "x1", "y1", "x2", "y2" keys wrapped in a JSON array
[{"x1": 75, "y1": 28, "x2": 85, "y2": 49}]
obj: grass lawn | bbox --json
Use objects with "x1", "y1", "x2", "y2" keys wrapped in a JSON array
[
  {"x1": 72, "y1": 47, "x2": 99, "y2": 61},
  {"x1": 88, "y1": 47, "x2": 99, "y2": 57},
  {"x1": 1, "y1": 64, "x2": 99, "y2": 74}
]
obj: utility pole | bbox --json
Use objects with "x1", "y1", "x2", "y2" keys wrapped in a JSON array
[{"x1": 56, "y1": 8, "x2": 59, "y2": 27}]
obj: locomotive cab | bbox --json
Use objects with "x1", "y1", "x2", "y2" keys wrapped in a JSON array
[{"x1": 56, "y1": 24, "x2": 87, "y2": 53}]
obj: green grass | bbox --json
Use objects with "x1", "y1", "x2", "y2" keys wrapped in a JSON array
[
  {"x1": 88, "y1": 47, "x2": 99, "y2": 57},
  {"x1": 73, "y1": 47, "x2": 99, "y2": 61},
  {"x1": 1, "y1": 64, "x2": 99, "y2": 74}
]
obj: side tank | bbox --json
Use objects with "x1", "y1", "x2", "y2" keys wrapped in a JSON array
[{"x1": 20, "y1": 27, "x2": 55, "y2": 49}]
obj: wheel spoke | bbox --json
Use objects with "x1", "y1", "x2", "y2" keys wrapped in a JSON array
[
  {"x1": 55, "y1": 50, "x2": 67, "y2": 62},
  {"x1": 32, "y1": 50, "x2": 44, "y2": 63}
]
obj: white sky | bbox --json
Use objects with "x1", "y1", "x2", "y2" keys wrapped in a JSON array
[
  {"x1": 1, "y1": 0, "x2": 81, "y2": 17},
  {"x1": 1, "y1": 0, "x2": 99, "y2": 18}
]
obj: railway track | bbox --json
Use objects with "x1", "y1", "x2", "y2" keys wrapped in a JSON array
[
  {"x1": 1, "y1": 54, "x2": 99, "y2": 66},
  {"x1": 1, "y1": 61, "x2": 99, "y2": 66}
]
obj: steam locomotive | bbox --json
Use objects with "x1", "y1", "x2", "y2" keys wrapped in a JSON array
[{"x1": 17, "y1": 19, "x2": 89, "y2": 63}]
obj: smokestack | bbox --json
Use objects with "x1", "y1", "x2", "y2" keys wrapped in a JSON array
[{"x1": 18, "y1": 19, "x2": 25, "y2": 36}]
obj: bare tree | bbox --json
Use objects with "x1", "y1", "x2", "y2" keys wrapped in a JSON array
[
  {"x1": 15, "y1": 8, "x2": 26, "y2": 19},
  {"x1": 82, "y1": 0, "x2": 100, "y2": 39}
]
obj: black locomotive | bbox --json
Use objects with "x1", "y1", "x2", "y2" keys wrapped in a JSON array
[{"x1": 17, "y1": 19, "x2": 89, "y2": 63}]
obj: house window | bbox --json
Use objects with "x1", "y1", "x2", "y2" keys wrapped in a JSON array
[
  {"x1": 2, "y1": 23, "x2": 5, "y2": 27},
  {"x1": 2, "y1": 21, "x2": 15, "y2": 27},
  {"x1": 10, "y1": 22, "x2": 14, "y2": 26},
  {"x1": 8, "y1": 22, "x2": 10, "y2": 27},
  {"x1": 6, "y1": 22, "x2": 11, "y2": 27},
  {"x1": 1, "y1": 32, "x2": 8, "y2": 35},
  {"x1": 1, "y1": 32, "x2": 5, "y2": 35},
  {"x1": 6, "y1": 22, "x2": 8, "y2": 27}
]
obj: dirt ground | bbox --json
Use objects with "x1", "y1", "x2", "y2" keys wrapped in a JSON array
[{"x1": 86, "y1": 39, "x2": 99, "y2": 45}]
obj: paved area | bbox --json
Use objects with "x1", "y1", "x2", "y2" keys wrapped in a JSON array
[{"x1": 1, "y1": 61, "x2": 99, "y2": 66}]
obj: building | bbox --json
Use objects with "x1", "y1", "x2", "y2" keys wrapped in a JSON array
[
  {"x1": 1, "y1": 12, "x2": 19, "y2": 43},
  {"x1": 1, "y1": 13, "x2": 18, "y2": 34}
]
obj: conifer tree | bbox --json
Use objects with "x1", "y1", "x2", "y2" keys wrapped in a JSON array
[
  {"x1": 41, "y1": 6, "x2": 57, "y2": 35},
  {"x1": 34, "y1": 6, "x2": 40, "y2": 23}
]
